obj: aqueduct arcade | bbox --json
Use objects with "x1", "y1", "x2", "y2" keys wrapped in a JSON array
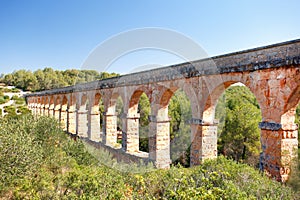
[{"x1": 26, "y1": 39, "x2": 300, "y2": 182}]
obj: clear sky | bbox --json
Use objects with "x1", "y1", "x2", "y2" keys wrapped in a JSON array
[{"x1": 0, "y1": 0, "x2": 299, "y2": 75}]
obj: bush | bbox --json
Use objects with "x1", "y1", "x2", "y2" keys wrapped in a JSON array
[
  {"x1": 17, "y1": 106, "x2": 31, "y2": 115},
  {"x1": 11, "y1": 95, "x2": 20, "y2": 100},
  {"x1": 0, "y1": 116, "x2": 297, "y2": 199},
  {"x1": 0, "y1": 96, "x2": 9, "y2": 104},
  {"x1": 0, "y1": 115, "x2": 43, "y2": 191},
  {"x1": 2, "y1": 88, "x2": 20, "y2": 93},
  {"x1": 3, "y1": 105, "x2": 16, "y2": 115}
]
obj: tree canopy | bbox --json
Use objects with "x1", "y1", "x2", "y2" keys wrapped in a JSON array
[
  {"x1": 1, "y1": 68, "x2": 119, "y2": 92},
  {"x1": 216, "y1": 86, "x2": 262, "y2": 166}
]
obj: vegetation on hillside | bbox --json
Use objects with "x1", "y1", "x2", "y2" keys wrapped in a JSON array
[
  {"x1": 0, "y1": 68, "x2": 119, "y2": 91},
  {"x1": 0, "y1": 115, "x2": 297, "y2": 199}
]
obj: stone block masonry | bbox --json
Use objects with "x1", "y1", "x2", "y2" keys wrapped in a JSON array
[{"x1": 26, "y1": 39, "x2": 300, "y2": 182}]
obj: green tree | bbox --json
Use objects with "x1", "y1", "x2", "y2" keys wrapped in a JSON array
[
  {"x1": 63, "y1": 69, "x2": 81, "y2": 85},
  {"x1": 138, "y1": 93, "x2": 150, "y2": 152},
  {"x1": 3, "y1": 73, "x2": 14, "y2": 86},
  {"x1": 169, "y1": 90, "x2": 192, "y2": 166},
  {"x1": 98, "y1": 72, "x2": 119, "y2": 80},
  {"x1": 7, "y1": 70, "x2": 38, "y2": 91},
  {"x1": 217, "y1": 86, "x2": 261, "y2": 166}
]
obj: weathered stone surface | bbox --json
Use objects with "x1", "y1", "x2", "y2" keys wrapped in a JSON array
[{"x1": 26, "y1": 39, "x2": 300, "y2": 182}]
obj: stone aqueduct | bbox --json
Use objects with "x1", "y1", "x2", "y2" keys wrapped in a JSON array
[{"x1": 26, "y1": 39, "x2": 300, "y2": 181}]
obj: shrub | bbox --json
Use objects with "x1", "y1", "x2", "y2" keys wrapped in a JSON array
[
  {"x1": 3, "y1": 105, "x2": 16, "y2": 115},
  {"x1": 0, "y1": 96, "x2": 9, "y2": 104},
  {"x1": 0, "y1": 115, "x2": 297, "y2": 199},
  {"x1": 17, "y1": 106, "x2": 31, "y2": 115},
  {"x1": 0, "y1": 115, "x2": 43, "y2": 191}
]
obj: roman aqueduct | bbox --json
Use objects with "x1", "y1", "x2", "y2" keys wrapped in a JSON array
[{"x1": 26, "y1": 39, "x2": 300, "y2": 182}]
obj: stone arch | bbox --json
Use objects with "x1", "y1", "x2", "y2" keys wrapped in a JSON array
[
  {"x1": 149, "y1": 83, "x2": 195, "y2": 168},
  {"x1": 81, "y1": 93, "x2": 88, "y2": 108},
  {"x1": 107, "y1": 90, "x2": 125, "y2": 115},
  {"x1": 69, "y1": 93, "x2": 77, "y2": 109},
  {"x1": 48, "y1": 96, "x2": 55, "y2": 116},
  {"x1": 35, "y1": 97, "x2": 42, "y2": 115},
  {"x1": 61, "y1": 95, "x2": 68, "y2": 110},
  {"x1": 218, "y1": 82, "x2": 263, "y2": 163},
  {"x1": 128, "y1": 88, "x2": 151, "y2": 114},
  {"x1": 43, "y1": 96, "x2": 50, "y2": 115},
  {"x1": 282, "y1": 80, "x2": 300, "y2": 128},
  {"x1": 41, "y1": 96, "x2": 46, "y2": 106},
  {"x1": 102, "y1": 90, "x2": 123, "y2": 147},
  {"x1": 94, "y1": 92, "x2": 101, "y2": 106},
  {"x1": 203, "y1": 76, "x2": 263, "y2": 123},
  {"x1": 152, "y1": 81, "x2": 198, "y2": 120},
  {"x1": 153, "y1": 86, "x2": 177, "y2": 121},
  {"x1": 54, "y1": 95, "x2": 61, "y2": 109},
  {"x1": 87, "y1": 91, "x2": 104, "y2": 142},
  {"x1": 39, "y1": 96, "x2": 46, "y2": 115},
  {"x1": 127, "y1": 87, "x2": 152, "y2": 153},
  {"x1": 193, "y1": 78, "x2": 264, "y2": 166}
]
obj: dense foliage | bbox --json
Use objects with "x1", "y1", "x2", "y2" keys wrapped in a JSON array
[
  {"x1": 1, "y1": 68, "x2": 119, "y2": 91},
  {"x1": 216, "y1": 86, "x2": 262, "y2": 166},
  {"x1": 0, "y1": 115, "x2": 297, "y2": 199}
]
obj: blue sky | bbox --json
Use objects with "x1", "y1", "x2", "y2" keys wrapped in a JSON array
[{"x1": 0, "y1": 0, "x2": 299, "y2": 74}]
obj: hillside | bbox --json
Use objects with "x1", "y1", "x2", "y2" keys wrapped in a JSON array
[
  {"x1": 0, "y1": 115, "x2": 298, "y2": 199},
  {"x1": 0, "y1": 84, "x2": 31, "y2": 117}
]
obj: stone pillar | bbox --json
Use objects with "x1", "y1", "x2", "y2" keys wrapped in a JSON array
[
  {"x1": 148, "y1": 115, "x2": 171, "y2": 169},
  {"x1": 32, "y1": 106, "x2": 37, "y2": 117},
  {"x1": 67, "y1": 108, "x2": 77, "y2": 135},
  {"x1": 48, "y1": 108, "x2": 55, "y2": 117},
  {"x1": 36, "y1": 106, "x2": 41, "y2": 116},
  {"x1": 103, "y1": 113, "x2": 117, "y2": 146},
  {"x1": 121, "y1": 113, "x2": 140, "y2": 153},
  {"x1": 88, "y1": 110, "x2": 102, "y2": 142},
  {"x1": 40, "y1": 106, "x2": 45, "y2": 116},
  {"x1": 60, "y1": 109, "x2": 68, "y2": 131},
  {"x1": 259, "y1": 121, "x2": 298, "y2": 182},
  {"x1": 77, "y1": 109, "x2": 88, "y2": 138},
  {"x1": 54, "y1": 108, "x2": 61, "y2": 121},
  {"x1": 44, "y1": 107, "x2": 50, "y2": 116},
  {"x1": 189, "y1": 118, "x2": 218, "y2": 166}
]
